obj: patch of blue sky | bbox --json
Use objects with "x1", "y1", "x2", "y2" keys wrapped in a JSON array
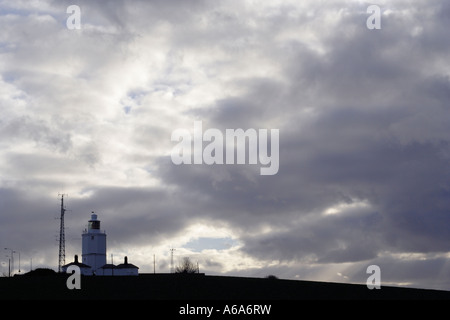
[{"x1": 184, "y1": 237, "x2": 238, "y2": 252}]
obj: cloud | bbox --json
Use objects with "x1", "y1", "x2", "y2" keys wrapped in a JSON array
[{"x1": 1, "y1": 0, "x2": 450, "y2": 291}]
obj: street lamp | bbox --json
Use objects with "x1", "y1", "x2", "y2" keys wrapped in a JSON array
[
  {"x1": 4, "y1": 248, "x2": 15, "y2": 276},
  {"x1": 4, "y1": 256, "x2": 11, "y2": 277},
  {"x1": 16, "y1": 251, "x2": 20, "y2": 274}
]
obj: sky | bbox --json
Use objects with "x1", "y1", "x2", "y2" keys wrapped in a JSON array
[{"x1": 1, "y1": 0, "x2": 450, "y2": 291}]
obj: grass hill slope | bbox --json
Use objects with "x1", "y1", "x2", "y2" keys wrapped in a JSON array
[{"x1": 0, "y1": 272, "x2": 449, "y2": 300}]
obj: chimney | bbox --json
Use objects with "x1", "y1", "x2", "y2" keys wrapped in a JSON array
[
  {"x1": 124, "y1": 256, "x2": 128, "y2": 264},
  {"x1": 74, "y1": 255, "x2": 79, "y2": 263}
]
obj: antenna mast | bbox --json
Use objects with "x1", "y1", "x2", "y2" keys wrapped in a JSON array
[{"x1": 58, "y1": 194, "x2": 67, "y2": 273}]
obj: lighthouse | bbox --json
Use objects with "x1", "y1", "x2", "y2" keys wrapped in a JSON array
[
  {"x1": 82, "y1": 212, "x2": 107, "y2": 275},
  {"x1": 61, "y1": 212, "x2": 139, "y2": 276}
]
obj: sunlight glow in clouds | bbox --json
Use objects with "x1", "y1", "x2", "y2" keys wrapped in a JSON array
[{"x1": 323, "y1": 200, "x2": 371, "y2": 216}]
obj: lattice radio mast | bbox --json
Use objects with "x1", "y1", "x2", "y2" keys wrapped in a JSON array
[{"x1": 58, "y1": 194, "x2": 68, "y2": 273}]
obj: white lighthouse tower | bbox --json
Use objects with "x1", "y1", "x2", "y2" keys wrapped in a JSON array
[{"x1": 82, "y1": 212, "x2": 107, "y2": 275}]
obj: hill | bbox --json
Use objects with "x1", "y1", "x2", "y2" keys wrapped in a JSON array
[{"x1": 1, "y1": 272, "x2": 449, "y2": 300}]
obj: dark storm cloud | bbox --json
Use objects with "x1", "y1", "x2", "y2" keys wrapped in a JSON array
[
  {"x1": 0, "y1": 190, "x2": 63, "y2": 267},
  {"x1": 62, "y1": 186, "x2": 190, "y2": 240},
  {"x1": 241, "y1": 214, "x2": 382, "y2": 264},
  {"x1": 149, "y1": 0, "x2": 450, "y2": 276}
]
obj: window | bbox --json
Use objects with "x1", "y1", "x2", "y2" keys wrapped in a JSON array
[{"x1": 89, "y1": 220, "x2": 100, "y2": 230}]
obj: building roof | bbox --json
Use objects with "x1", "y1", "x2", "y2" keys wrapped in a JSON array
[
  {"x1": 115, "y1": 256, "x2": 139, "y2": 269},
  {"x1": 99, "y1": 257, "x2": 139, "y2": 270},
  {"x1": 62, "y1": 255, "x2": 91, "y2": 269}
]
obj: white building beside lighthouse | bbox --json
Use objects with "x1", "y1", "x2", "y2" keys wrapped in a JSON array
[{"x1": 82, "y1": 213, "x2": 107, "y2": 275}]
